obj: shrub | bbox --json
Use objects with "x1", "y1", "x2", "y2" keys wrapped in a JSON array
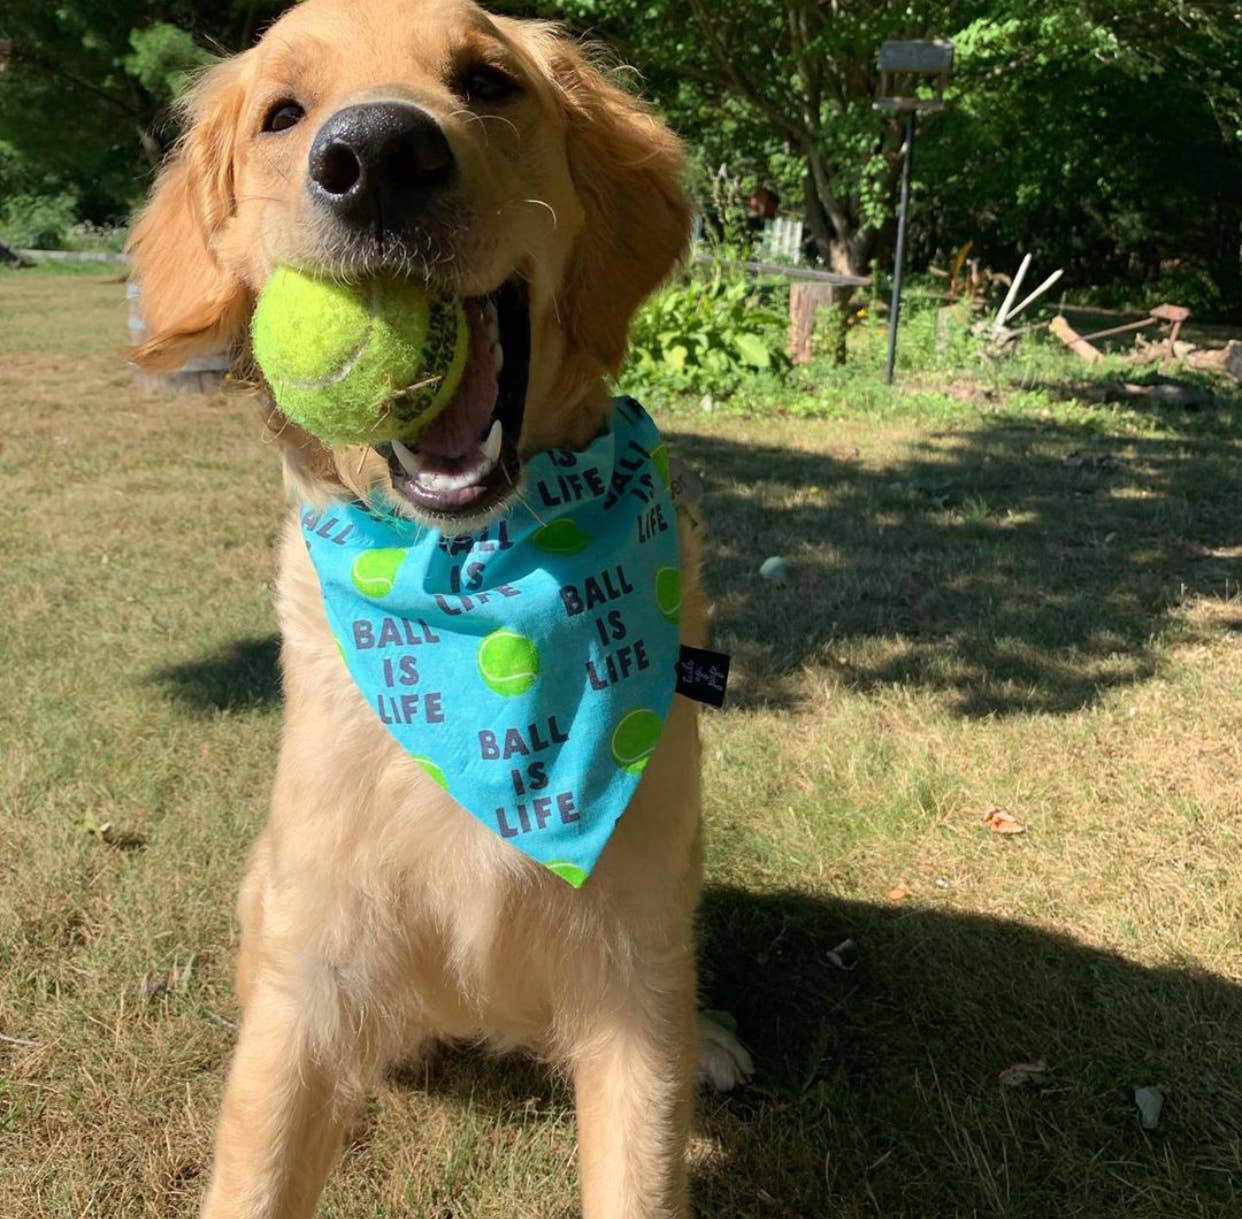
[
  {"x1": 0, "y1": 193, "x2": 78, "y2": 249},
  {"x1": 1148, "y1": 264, "x2": 1224, "y2": 316},
  {"x1": 64, "y1": 220, "x2": 130, "y2": 254},
  {"x1": 624, "y1": 268, "x2": 791, "y2": 396}
]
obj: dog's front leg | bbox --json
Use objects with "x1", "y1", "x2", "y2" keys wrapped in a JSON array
[
  {"x1": 200, "y1": 966, "x2": 380, "y2": 1219},
  {"x1": 573, "y1": 970, "x2": 698, "y2": 1219}
]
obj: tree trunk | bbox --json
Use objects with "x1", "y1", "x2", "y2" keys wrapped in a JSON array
[
  {"x1": 801, "y1": 158, "x2": 888, "y2": 277},
  {"x1": 136, "y1": 124, "x2": 164, "y2": 168}
]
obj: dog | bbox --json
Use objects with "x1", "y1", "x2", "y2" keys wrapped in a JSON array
[{"x1": 128, "y1": 1, "x2": 748, "y2": 1215}]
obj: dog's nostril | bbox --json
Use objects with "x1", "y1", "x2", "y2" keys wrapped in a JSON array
[
  {"x1": 385, "y1": 126, "x2": 453, "y2": 189},
  {"x1": 316, "y1": 142, "x2": 362, "y2": 196}
]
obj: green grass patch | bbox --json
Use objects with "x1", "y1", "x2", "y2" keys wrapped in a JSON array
[{"x1": 2, "y1": 273, "x2": 1240, "y2": 1217}]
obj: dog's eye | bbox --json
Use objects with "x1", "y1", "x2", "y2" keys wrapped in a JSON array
[
  {"x1": 262, "y1": 100, "x2": 305, "y2": 134},
  {"x1": 457, "y1": 66, "x2": 519, "y2": 105}
]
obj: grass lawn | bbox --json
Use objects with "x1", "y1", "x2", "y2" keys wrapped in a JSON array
[{"x1": 1, "y1": 269, "x2": 1240, "y2": 1217}]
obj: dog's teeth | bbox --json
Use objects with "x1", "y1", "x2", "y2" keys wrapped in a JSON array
[
  {"x1": 485, "y1": 299, "x2": 500, "y2": 343},
  {"x1": 491, "y1": 340, "x2": 504, "y2": 375},
  {"x1": 482, "y1": 418, "x2": 502, "y2": 463},
  {"x1": 391, "y1": 438, "x2": 422, "y2": 477},
  {"x1": 416, "y1": 452, "x2": 498, "y2": 493}
]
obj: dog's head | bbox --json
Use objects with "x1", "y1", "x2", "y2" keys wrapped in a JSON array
[{"x1": 128, "y1": 0, "x2": 690, "y2": 525}]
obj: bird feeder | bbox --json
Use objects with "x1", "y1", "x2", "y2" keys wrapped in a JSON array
[
  {"x1": 876, "y1": 40, "x2": 954, "y2": 113},
  {"x1": 875, "y1": 40, "x2": 954, "y2": 383}
]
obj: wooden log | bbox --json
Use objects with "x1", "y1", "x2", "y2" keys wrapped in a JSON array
[
  {"x1": 788, "y1": 282, "x2": 836, "y2": 364},
  {"x1": 1049, "y1": 314, "x2": 1104, "y2": 363},
  {"x1": 16, "y1": 248, "x2": 129, "y2": 265},
  {"x1": 1226, "y1": 340, "x2": 1242, "y2": 383}
]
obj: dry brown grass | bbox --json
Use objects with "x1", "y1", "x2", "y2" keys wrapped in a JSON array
[{"x1": 1, "y1": 269, "x2": 1240, "y2": 1217}]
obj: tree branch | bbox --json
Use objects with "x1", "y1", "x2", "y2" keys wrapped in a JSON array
[
  {"x1": 684, "y1": 0, "x2": 808, "y2": 147},
  {"x1": 8, "y1": 46, "x2": 141, "y2": 119}
]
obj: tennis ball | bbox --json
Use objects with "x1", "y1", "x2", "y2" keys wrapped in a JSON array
[
  {"x1": 411, "y1": 755, "x2": 449, "y2": 792},
  {"x1": 610, "y1": 708, "x2": 662, "y2": 775},
  {"x1": 532, "y1": 517, "x2": 592, "y2": 557},
  {"x1": 654, "y1": 566, "x2": 681, "y2": 623},
  {"x1": 251, "y1": 267, "x2": 470, "y2": 445},
  {"x1": 545, "y1": 860, "x2": 588, "y2": 888},
  {"x1": 350, "y1": 547, "x2": 407, "y2": 598},
  {"x1": 478, "y1": 629, "x2": 540, "y2": 696}
]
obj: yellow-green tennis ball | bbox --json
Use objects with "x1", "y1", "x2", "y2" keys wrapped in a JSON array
[
  {"x1": 610, "y1": 708, "x2": 662, "y2": 775},
  {"x1": 533, "y1": 517, "x2": 592, "y2": 557},
  {"x1": 654, "y1": 566, "x2": 681, "y2": 623},
  {"x1": 411, "y1": 755, "x2": 449, "y2": 792},
  {"x1": 350, "y1": 547, "x2": 407, "y2": 598},
  {"x1": 478, "y1": 629, "x2": 539, "y2": 696},
  {"x1": 545, "y1": 860, "x2": 588, "y2": 888},
  {"x1": 251, "y1": 267, "x2": 469, "y2": 445}
]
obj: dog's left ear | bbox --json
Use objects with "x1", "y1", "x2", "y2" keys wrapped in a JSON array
[
  {"x1": 543, "y1": 36, "x2": 692, "y2": 372},
  {"x1": 127, "y1": 55, "x2": 253, "y2": 371}
]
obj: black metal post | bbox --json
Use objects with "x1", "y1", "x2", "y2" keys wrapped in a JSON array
[{"x1": 885, "y1": 110, "x2": 917, "y2": 385}]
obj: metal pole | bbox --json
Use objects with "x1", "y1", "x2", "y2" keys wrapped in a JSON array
[{"x1": 884, "y1": 110, "x2": 916, "y2": 385}]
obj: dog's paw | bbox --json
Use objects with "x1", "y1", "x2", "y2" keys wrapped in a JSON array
[{"x1": 697, "y1": 1009, "x2": 754, "y2": 1092}]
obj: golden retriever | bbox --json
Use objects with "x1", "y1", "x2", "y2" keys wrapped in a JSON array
[{"x1": 128, "y1": 1, "x2": 748, "y2": 1215}]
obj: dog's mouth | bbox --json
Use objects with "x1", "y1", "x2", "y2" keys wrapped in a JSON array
[{"x1": 375, "y1": 279, "x2": 530, "y2": 521}]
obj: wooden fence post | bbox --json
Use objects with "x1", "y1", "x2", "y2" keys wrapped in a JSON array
[{"x1": 788, "y1": 282, "x2": 837, "y2": 364}]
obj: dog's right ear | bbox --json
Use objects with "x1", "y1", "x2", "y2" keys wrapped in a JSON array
[{"x1": 127, "y1": 56, "x2": 253, "y2": 371}]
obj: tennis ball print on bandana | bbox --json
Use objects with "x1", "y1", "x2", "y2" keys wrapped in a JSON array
[{"x1": 301, "y1": 398, "x2": 681, "y2": 887}]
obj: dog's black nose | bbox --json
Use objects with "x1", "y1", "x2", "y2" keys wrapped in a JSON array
[{"x1": 307, "y1": 102, "x2": 454, "y2": 226}]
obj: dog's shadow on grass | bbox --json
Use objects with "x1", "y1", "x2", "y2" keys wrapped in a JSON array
[
  {"x1": 154, "y1": 635, "x2": 282, "y2": 713},
  {"x1": 390, "y1": 885, "x2": 1242, "y2": 1218},
  {"x1": 670, "y1": 398, "x2": 1241, "y2": 716}
]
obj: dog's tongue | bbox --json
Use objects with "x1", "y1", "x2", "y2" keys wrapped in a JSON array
[{"x1": 416, "y1": 299, "x2": 497, "y2": 461}]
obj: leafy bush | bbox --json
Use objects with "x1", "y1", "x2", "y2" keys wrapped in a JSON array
[
  {"x1": 64, "y1": 220, "x2": 130, "y2": 254},
  {"x1": 0, "y1": 193, "x2": 78, "y2": 249},
  {"x1": 124, "y1": 23, "x2": 215, "y2": 106},
  {"x1": 1147, "y1": 265, "x2": 1224, "y2": 316},
  {"x1": 625, "y1": 269, "x2": 791, "y2": 395}
]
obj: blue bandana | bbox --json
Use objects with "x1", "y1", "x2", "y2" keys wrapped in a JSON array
[{"x1": 300, "y1": 398, "x2": 681, "y2": 887}]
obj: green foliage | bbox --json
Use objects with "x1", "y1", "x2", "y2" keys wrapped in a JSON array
[
  {"x1": 0, "y1": 193, "x2": 79, "y2": 248},
  {"x1": 0, "y1": 2, "x2": 288, "y2": 224},
  {"x1": 1147, "y1": 266, "x2": 1225, "y2": 317},
  {"x1": 918, "y1": 0, "x2": 1242, "y2": 317},
  {"x1": 124, "y1": 22, "x2": 214, "y2": 107},
  {"x1": 632, "y1": 287, "x2": 1242, "y2": 432},
  {"x1": 0, "y1": 0, "x2": 1237, "y2": 312},
  {"x1": 625, "y1": 268, "x2": 791, "y2": 395},
  {"x1": 547, "y1": 0, "x2": 1242, "y2": 313}
]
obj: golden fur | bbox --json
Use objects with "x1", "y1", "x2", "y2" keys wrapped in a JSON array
[{"x1": 129, "y1": 2, "x2": 713, "y2": 1215}]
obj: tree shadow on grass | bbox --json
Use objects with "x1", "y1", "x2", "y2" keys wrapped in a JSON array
[
  {"x1": 146, "y1": 402, "x2": 1239, "y2": 721},
  {"x1": 154, "y1": 635, "x2": 282, "y2": 713},
  {"x1": 382, "y1": 886, "x2": 1242, "y2": 1218},
  {"x1": 668, "y1": 402, "x2": 1240, "y2": 715}
]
